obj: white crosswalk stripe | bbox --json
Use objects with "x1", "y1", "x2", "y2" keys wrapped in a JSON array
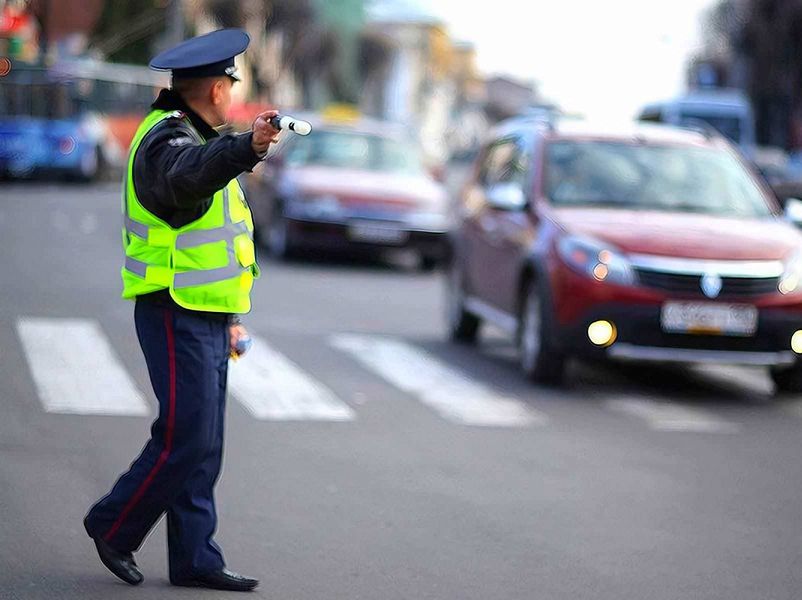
[
  {"x1": 329, "y1": 333, "x2": 543, "y2": 427},
  {"x1": 16, "y1": 317, "x2": 149, "y2": 416},
  {"x1": 604, "y1": 396, "x2": 740, "y2": 433},
  {"x1": 228, "y1": 335, "x2": 355, "y2": 422}
]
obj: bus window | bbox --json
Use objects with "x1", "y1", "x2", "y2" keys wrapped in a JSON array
[{"x1": 638, "y1": 107, "x2": 663, "y2": 123}]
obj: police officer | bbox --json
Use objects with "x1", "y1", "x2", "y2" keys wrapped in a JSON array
[{"x1": 83, "y1": 29, "x2": 280, "y2": 592}]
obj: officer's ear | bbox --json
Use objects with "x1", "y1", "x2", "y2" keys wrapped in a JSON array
[{"x1": 210, "y1": 78, "x2": 228, "y2": 106}]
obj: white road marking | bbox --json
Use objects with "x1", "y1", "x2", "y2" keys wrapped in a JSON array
[
  {"x1": 228, "y1": 336, "x2": 354, "y2": 422},
  {"x1": 16, "y1": 317, "x2": 149, "y2": 416},
  {"x1": 691, "y1": 364, "x2": 774, "y2": 396},
  {"x1": 329, "y1": 334, "x2": 542, "y2": 427},
  {"x1": 605, "y1": 396, "x2": 740, "y2": 433}
]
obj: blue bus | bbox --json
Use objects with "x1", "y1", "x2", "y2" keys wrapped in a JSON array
[
  {"x1": 637, "y1": 89, "x2": 757, "y2": 160},
  {"x1": 0, "y1": 60, "x2": 165, "y2": 181}
]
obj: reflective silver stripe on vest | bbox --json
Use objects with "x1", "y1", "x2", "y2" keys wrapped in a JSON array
[
  {"x1": 124, "y1": 256, "x2": 148, "y2": 278},
  {"x1": 150, "y1": 188, "x2": 250, "y2": 249},
  {"x1": 175, "y1": 221, "x2": 249, "y2": 249},
  {"x1": 126, "y1": 255, "x2": 247, "y2": 286},
  {"x1": 173, "y1": 263, "x2": 247, "y2": 288},
  {"x1": 124, "y1": 215, "x2": 149, "y2": 239}
]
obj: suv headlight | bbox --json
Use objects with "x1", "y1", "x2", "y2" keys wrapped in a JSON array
[
  {"x1": 557, "y1": 235, "x2": 635, "y2": 285},
  {"x1": 779, "y1": 249, "x2": 802, "y2": 294}
]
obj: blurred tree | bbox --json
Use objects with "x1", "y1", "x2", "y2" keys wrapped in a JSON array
[
  {"x1": 266, "y1": 0, "x2": 344, "y2": 107},
  {"x1": 88, "y1": 0, "x2": 168, "y2": 64},
  {"x1": 737, "y1": 0, "x2": 802, "y2": 148},
  {"x1": 312, "y1": 0, "x2": 364, "y2": 104},
  {"x1": 194, "y1": 0, "x2": 347, "y2": 107},
  {"x1": 84, "y1": 0, "x2": 358, "y2": 108},
  {"x1": 203, "y1": 0, "x2": 243, "y2": 28},
  {"x1": 700, "y1": 0, "x2": 802, "y2": 148},
  {"x1": 28, "y1": 0, "x2": 104, "y2": 62}
]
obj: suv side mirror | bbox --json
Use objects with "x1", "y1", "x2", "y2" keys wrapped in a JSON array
[
  {"x1": 485, "y1": 182, "x2": 526, "y2": 211},
  {"x1": 784, "y1": 198, "x2": 802, "y2": 226}
]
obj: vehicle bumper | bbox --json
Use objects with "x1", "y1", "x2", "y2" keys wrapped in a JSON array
[
  {"x1": 0, "y1": 154, "x2": 90, "y2": 178},
  {"x1": 556, "y1": 302, "x2": 802, "y2": 366},
  {"x1": 284, "y1": 216, "x2": 450, "y2": 258}
]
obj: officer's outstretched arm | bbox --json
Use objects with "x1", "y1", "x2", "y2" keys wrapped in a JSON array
[{"x1": 144, "y1": 121, "x2": 262, "y2": 210}]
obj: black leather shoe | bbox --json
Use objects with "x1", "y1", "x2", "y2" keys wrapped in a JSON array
[
  {"x1": 172, "y1": 568, "x2": 259, "y2": 591},
  {"x1": 90, "y1": 537, "x2": 144, "y2": 586}
]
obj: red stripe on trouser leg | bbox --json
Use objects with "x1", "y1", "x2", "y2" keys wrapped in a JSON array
[{"x1": 104, "y1": 309, "x2": 177, "y2": 543}]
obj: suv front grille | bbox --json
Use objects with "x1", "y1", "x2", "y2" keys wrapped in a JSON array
[{"x1": 634, "y1": 268, "x2": 779, "y2": 298}]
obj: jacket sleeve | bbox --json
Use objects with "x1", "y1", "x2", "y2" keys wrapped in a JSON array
[{"x1": 143, "y1": 118, "x2": 263, "y2": 210}]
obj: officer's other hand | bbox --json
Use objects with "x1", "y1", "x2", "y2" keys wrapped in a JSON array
[
  {"x1": 230, "y1": 324, "x2": 251, "y2": 357},
  {"x1": 252, "y1": 110, "x2": 281, "y2": 155}
]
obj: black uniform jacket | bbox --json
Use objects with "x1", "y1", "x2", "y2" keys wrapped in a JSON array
[{"x1": 132, "y1": 89, "x2": 263, "y2": 318}]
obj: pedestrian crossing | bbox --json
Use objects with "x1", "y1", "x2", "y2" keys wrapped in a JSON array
[
  {"x1": 604, "y1": 396, "x2": 741, "y2": 433},
  {"x1": 16, "y1": 318, "x2": 149, "y2": 416},
  {"x1": 330, "y1": 333, "x2": 542, "y2": 427},
  {"x1": 228, "y1": 334, "x2": 355, "y2": 422},
  {"x1": 11, "y1": 317, "x2": 801, "y2": 432}
]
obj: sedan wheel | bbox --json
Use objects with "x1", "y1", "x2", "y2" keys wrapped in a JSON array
[
  {"x1": 771, "y1": 362, "x2": 802, "y2": 394},
  {"x1": 267, "y1": 214, "x2": 291, "y2": 259}
]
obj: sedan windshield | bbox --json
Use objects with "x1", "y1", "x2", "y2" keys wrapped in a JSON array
[
  {"x1": 545, "y1": 141, "x2": 773, "y2": 218},
  {"x1": 285, "y1": 130, "x2": 425, "y2": 175}
]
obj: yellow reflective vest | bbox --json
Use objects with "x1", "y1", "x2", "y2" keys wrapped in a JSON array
[{"x1": 121, "y1": 109, "x2": 259, "y2": 313}]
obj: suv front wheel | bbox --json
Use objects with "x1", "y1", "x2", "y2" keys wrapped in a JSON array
[
  {"x1": 771, "y1": 362, "x2": 802, "y2": 394},
  {"x1": 518, "y1": 280, "x2": 565, "y2": 384},
  {"x1": 446, "y1": 262, "x2": 481, "y2": 343}
]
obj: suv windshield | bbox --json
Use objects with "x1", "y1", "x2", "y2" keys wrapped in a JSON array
[
  {"x1": 285, "y1": 130, "x2": 424, "y2": 174},
  {"x1": 545, "y1": 141, "x2": 773, "y2": 218}
]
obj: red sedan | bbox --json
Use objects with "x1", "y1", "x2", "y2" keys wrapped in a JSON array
[{"x1": 447, "y1": 117, "x2": 802, "y2": 390}]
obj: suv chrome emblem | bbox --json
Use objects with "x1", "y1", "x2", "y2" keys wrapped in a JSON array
[{"x1": 701, "y1": 273, "x2": 723, "y2": 298}]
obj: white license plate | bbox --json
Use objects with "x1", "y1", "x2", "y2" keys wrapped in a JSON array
[
  {"x1": 661, "y1": 302, "x2": 758, "y2": 336},
  {"x1": 348, "y1": 221, "x2": 409, "y2": 245}
]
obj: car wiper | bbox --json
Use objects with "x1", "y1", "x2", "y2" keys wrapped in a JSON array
[
  {"x1": 659, "y1": 203, "x2": 714, "y2": 214},
  {"x1": 553, "y1": 198, "x2": 641, "y2": 208}
]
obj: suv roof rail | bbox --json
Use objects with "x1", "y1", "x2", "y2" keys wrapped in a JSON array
[
  {"x1": 500, "y1": 110, "x2": 558, "y2": 134},
  {"x1": 679, "y1": 118, "x2": 720, "y2": 140}
]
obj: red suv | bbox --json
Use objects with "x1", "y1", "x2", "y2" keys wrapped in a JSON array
[{"x1": 447, "y1": 117, "x2": 802, "y2": 390}]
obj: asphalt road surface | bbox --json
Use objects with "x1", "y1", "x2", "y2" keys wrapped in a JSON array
[{"x1": 1, "y1": 182, "x2": 801, "y2": 600}]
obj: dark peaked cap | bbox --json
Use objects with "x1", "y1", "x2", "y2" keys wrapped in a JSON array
[{"x1": 149, "y1": 28, "x2": 250, "y2": 81}]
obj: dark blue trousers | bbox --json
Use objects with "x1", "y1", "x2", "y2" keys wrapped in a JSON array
[{"x1": 85, "y1": 300, "x2": 229, "y2": 580}]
